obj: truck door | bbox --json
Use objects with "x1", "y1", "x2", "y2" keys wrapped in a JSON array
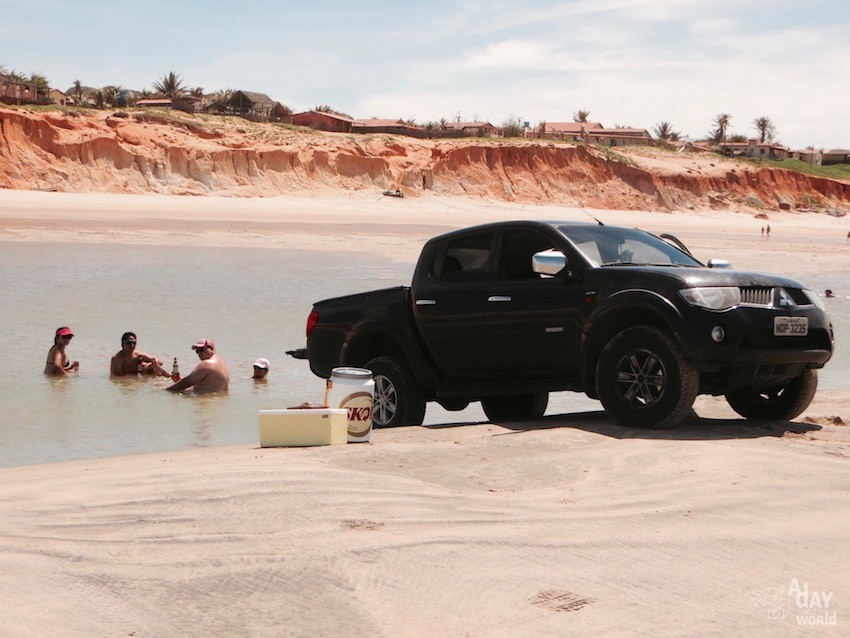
[
  {"x1": 485, "y1": 227, "x2": 583, "y2": 377},
  {"x1": 412, "y1": 230, "x2": 495, "y2": 377}
]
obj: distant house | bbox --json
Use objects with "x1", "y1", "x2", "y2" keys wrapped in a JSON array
[
  {"x1": 229, "y1": 91, "x2": 291, "y2": 122},
  {"x1": 48, "y1": 88, "x2": 71, "y2": 106},
  {"x1": 353, "y1": 118, "x2": 425, "y2": 137},
  {"x1": 821, "y1": 149, "x2": 850, "y2": 165},
  {"x1": 586, "y1": 127, "x2": 654, "y2": 147},
  {"x1": 538, "y1": 121, "x2": 604, "y2": 140},
  {"x1": 792, "y1": 148, "x2": 823, "y2": 166},
  {"x1": 172, "y1": 96, "x2": 202, "y2": 114},
  {"x1": 291, "y1": 110, "x2": 355, "y2": 133},
  {"x1": 717, "y1": 139, "x2": 789, "y2": 161},
  {"x1": 0, "y1": 73, "x2": 39, "y2": 105},
  {"x1": 135, "y1": 98, "x2": 173, "y2": 108},
  {"x1": 441, "y1": 121, "x2": 498, "y2": 137}
]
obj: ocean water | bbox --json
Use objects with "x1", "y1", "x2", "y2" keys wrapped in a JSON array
[{"x1": 0, "y1": 240, "x2": 846, "y2": 468}]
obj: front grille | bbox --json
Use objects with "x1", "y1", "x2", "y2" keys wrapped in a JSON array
[{"x1": 740, "y1": 287, "x2": 773, "y2": 307}]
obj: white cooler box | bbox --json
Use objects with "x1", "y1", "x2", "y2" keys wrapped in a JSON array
[{"x1": 258, "y1": 408, "x2": 348, "y2": 447}]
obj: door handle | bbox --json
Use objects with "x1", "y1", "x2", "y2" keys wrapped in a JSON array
[
  {"x1": 488, "y1": 295, "x2": 512, "y2": 302},
  {"x1": 415, "y1": 299, "x2": 437, "y2": 305}
]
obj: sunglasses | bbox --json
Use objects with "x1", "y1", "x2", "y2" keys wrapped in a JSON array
[
  {"x1": 195, "y1": 346, "x2": 210, "y2": 353},
  {"x1": 61, "y1": 335, "x2": 73, "y2": 340}
]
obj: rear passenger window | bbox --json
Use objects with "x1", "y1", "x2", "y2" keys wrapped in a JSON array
[{"x1": 434, "y1": 232, "x2": 494, "y2": 283}]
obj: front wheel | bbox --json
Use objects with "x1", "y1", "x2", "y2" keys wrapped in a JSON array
[
  {"x1": 481, "y1": 392, "x2": 548, "y2": 422},
  {"x1": 725, "y1": 369, "x2": 817, "y2": 421},
  {"x1": 596, "y1": 326, "x2": 698, "y2": 429},
  {"x1": 365, "y1": 356, "x2": 426, "y2": 427}
]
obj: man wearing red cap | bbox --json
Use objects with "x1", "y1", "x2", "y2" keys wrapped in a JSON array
[{"x1": 165, "y1": 338, "x2": 230, "y2": 394}]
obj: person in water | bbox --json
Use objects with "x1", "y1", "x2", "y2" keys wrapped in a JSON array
[
  {"x1": 252, "y1": 357, "x2": 270, "y2": 381},
  {"x1": 110, "y1": 331, "x2": 171, "y2": 377},
  {"x1": 166, "y1": 338, "x2": 230, "y2": 394},
  {"x1": 44, "y1": 326, "x2": 79, "y2": 376}
]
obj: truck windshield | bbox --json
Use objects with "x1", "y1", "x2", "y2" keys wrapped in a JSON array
[{"x1": 556, "y1": 225, "x2": 703, "y2": 268}]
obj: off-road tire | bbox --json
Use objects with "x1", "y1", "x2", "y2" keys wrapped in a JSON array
[
  {"x1": 365, "y1": 356, "x2": 426, "y2": 427},
  {"x1": 596, "y1": 326, "x2": 699, "y2": 429},
  {"x1": 725, "y1": 369, "x2": 818, "y2": 421}
]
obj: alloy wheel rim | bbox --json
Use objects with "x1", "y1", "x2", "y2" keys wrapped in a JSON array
[
  {"x1": 615, "y1": 348, "x2": 667, "y2": 408},
  {"x1": 372, "y1": 374, "x2": 398, "y2": 426}
]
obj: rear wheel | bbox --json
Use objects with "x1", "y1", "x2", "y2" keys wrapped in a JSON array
[
  {"x1": 725, "y1": 369, "x2": 817, "y2": 421},
  {"x1": 365, "y1": 356, "x2": 426, "y2": 427},
  {"x1": 481, "y1": 392, "x2": 548, "y2": 422},
  {"x1": 596, "y1": 326, "x2": 698, "y2": 429}
]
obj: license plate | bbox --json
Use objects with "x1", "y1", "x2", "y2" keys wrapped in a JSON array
[{"x1": 774, "y1": 316, "x2": 808, "y2": 336}]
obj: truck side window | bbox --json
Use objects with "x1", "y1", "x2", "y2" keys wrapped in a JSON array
[
  {"x1": 435, "y1": 232, "x2": 494, "y2": 283},
  {"x1": 498, "y1": 229, "x2": 556, "y2": 280}
]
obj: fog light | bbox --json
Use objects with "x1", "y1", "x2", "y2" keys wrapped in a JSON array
[{"x1": 711, "y1": 326, "x2": 725, "y2": 342}]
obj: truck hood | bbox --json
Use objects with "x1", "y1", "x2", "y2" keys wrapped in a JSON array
[{"x1": 594, "y1": 266, "x2": 809, "y2": 290}]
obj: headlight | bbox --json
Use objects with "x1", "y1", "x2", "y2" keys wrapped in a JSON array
[
  {"x1": 680, "y1": 287, "x2": 741, "y2": 311},
  {"x1": 803, "y1": 289, "x2": 826, "y2": 311}
]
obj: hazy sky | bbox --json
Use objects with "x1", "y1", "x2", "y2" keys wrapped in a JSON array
[{"x1": 3, "y1": 0, "x2": 848, "y2": 149}]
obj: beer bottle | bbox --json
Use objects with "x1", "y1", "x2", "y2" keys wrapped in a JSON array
[{"x1": 171, "y1": 357, "x2": 180, "y2": 382}]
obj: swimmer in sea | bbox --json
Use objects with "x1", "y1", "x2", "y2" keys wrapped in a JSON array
[
  {"x1": 44, "y1": 326, "x2": 79, "y2": 377},
  {"x1": 166, "y1": 338, "x2": 230, "y2": 394},
  {"x1": 110, "y1": 331, "x2": 171, "y2": 377},
  {"x1": 252, "y1": 357, "x2": 270, "y2": 381}
]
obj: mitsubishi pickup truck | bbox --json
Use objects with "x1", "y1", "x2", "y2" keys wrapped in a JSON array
[{"x1": 296, "y1": 220, "x2": 833, "y2": 429}]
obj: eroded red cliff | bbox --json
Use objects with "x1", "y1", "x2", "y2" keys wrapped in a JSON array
[{"x1": 1, "y1": 107, "x2": 848, "y2": 212}]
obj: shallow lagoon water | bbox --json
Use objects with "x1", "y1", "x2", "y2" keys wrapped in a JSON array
[{"x1": 0, "y1": 240, "x2": 845, "y2": 468}]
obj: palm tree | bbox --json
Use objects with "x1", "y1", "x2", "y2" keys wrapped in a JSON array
[
  {"x1": 753, "y1": 116, "x2": 776, "y2": 143},
  {"x1": 207, "y1": 88, "x2": 234, "y2": 114},
  {"x1": 709, "y1": 113, "x2": 732, "y2": 144},
  {"x1": 573, "y1": 109, "x2": 591, "y2": 123},
  {"x1": 653, "y1": 121, "x2": 680, "y2": 141},
  {"x1": 72, "y1": 80, "x2": 83, "y2": 105},
  {"x1": 101, "y1": 85, "x2": 124, "y2": 107},
  {"x1": 153, "y1": 71, "x2": 187, "y2": 98}
]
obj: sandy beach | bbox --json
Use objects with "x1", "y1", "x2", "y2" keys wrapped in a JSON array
[{"x1": 1, "y1": 191, "x2": 848, "y2": 636}]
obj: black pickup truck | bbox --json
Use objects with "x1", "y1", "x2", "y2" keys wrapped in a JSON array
[{"x1": 297, "y1": 220, "x2": 833, "y2": 429}]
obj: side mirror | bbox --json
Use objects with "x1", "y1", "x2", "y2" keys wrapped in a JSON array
[
  {"x1": 533, "y1": 249, "x2": 567, "y2": 276},
  {"x1": 707, "y1": 258, "x2": 732, "y2": 269}
]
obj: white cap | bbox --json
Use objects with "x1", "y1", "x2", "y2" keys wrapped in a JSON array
[{"x1": 253, "y1": 357, "x2": 270, "y2": 369}]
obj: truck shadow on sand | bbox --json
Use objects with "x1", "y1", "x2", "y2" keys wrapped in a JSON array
[{"x1": 426, "y1": 410, "x2": 821, "y2": 441}]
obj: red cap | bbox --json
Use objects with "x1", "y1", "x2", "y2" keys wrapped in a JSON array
[
  {"x1": 191, "y1": 338, "x2": 215, "y2": 350},
  {"x1": 56, "y1": 327, "x2": 74, "y2": 337}
]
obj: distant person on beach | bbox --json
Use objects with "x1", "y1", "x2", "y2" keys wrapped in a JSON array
[
  {"x1": 252, "y1": 357, "x2": 270, "y2": 381},
  {"x1": 111, "y1": 331, "x2": 171, "y2": 377},
  {"x1": 825, "y1": 289, "x2": 836, "y2": 298},
  {"x1": 166, "y1": 338, "x2": 230, "y2": 394},
  {"x1": 766, "y1": 224, "x2": 771, "y2": 237},
  {"x1": 761, "y1": 226, "x2": 764, "y2": 236},
  {"x1": 44, "y1": 326, "x2": 79, "y2": 376}
]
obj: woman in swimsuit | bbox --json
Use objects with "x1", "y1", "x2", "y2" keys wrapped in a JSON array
[{"x1": 44, "y1": 326, "x2": 79, "y2": 376}]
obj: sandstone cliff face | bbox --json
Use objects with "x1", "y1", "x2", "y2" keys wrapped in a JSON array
[{"x1": 1, "y1": 107, "x2": 848, "y2": 212}]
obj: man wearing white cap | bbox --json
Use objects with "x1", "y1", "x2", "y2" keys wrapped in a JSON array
[
  {"x1": 252, "y1": 357, "x2": 270, "y2": 381},
  {"x1": 166, "y1": 338, "x2": 230, "y2": 394}
]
